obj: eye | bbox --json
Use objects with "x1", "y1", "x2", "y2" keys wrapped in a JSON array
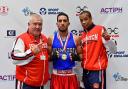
[
  {"x1": 80, "y1": 19, "x2": 83, "y2": 23},
  {"x1": 58, "y1": 19, "x2": 68, "y2": 23},
  {"x1": 63, "y1": 20, "x2": 67, "y2": 22},
  {"x1": 33, "y1": 23, "x2": 37, "y2": 26},
  {"x1": 58, "y1": 20, "x2": 62, "y2": 22},
  {"x1": 38, "y1": 23, "x2": 42, "y2": 26},
  {"x1": 33, "y1": 23, "x2": 42, "y2": 26}
]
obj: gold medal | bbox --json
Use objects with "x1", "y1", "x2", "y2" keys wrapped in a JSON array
[{"x1": 62, "y1": 54, "x2": 67, "y2": 60}]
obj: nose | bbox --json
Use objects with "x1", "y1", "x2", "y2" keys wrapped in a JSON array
[
  {"x1": 36, "y1": 24, "x2": 40, "y2": 28},
  {"x1": 82, "y1": 21, "x2": 86, "y2": 24},
  {"x1": 61, "y1": 21, "x2": 65, "y2": 24}
]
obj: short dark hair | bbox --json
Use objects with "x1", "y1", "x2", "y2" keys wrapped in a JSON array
[
  {"x1": 79, "y1": 10, "x2": 92, "y2": 18},
  {"x1": 57, "y1": 12, "x2": 69, "y2": 21}
]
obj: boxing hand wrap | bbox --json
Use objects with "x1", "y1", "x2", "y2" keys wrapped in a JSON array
[
  {"x1": 52, "y1": 51, "x2": 59, "y2": 60},
  {"x1": 71, "y1": 53, "x2": 81, "y2": 61}
]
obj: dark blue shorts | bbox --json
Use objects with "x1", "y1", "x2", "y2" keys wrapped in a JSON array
[
  {"x1": 16, "y1": 79, "x2": 44, "y2": 89},
  {"x1": 83, "y1": 69, "x2": 106, "y2": 89},
  {"x1": 23, "y1": 83, "x2": 44, "y2": 89}
]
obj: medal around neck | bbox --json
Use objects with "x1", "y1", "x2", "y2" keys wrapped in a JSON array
[
  {"x1": 40, "y1": 55, "x2": 46, "y2": 60},
  {"x1": 62, "y1": 53, "x2": 67, "y2": 60}
]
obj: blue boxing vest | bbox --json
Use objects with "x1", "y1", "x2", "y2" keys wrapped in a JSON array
[{"x1": 52, "y1": 32, "x2": 76, "y2": 70}]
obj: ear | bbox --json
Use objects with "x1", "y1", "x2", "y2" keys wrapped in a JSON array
[
  {"x1": 28, "y1": 22, "x2": 30, "y2": 26},
  {"x1": 56, "y1": 22, "x2": 58, "y2": 26},
  {"x1": 68, "y1": 22, "x2": 70, "y2": 26}
]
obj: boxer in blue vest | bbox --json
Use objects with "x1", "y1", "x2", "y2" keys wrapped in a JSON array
[{"x1": 48, "y1": 12, "x2": 82, "y2": 89}]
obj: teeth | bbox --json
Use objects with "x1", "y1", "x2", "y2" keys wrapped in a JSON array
[{"x1": 82, "y1": 21, "x2": 86, "y2": 24}]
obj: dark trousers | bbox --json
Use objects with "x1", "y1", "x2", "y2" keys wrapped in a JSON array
[
  {"x1": 82, "y1": 69, "x2": 106, "y2": 89},
  {"x1": 16, "y1": 79, "x2": 44, "y2": 89}
]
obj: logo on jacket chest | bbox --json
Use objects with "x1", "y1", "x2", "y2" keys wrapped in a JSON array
[
  {"x1": 29, "y1": 43, "x2": 48, "y2": 49},
  {"x1": 82, "y1": 34, "x2": 98, "y2": 45}
]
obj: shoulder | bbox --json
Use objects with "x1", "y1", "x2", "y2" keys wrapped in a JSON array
[
  {"x1": 16, "y1": 32, "x2": 28, "y2": 40},
  {"x1": 18, "y1": 32, "x2": 27, "y2": 37},
  {"x1": 48, "y1": 35, "x2": 54, "y2": 40},
  {"x1": 48, "y1": 35, "x2": 54, "y2": 45},
  {"x1": 95, "y1": 25, "x2": 107, "y2": 34},
  {"x1": 95, "y1": 25, "x2": 105, "y2": 30},
  {"x1": 96, "y1": 25, "x2": 103, "y2": 27},
  {"x1": 73, "y1": 34, "x2": 79, "y2": 40},
  {"x1": 41, "y1": 34, "x2": 48, "y2": 41},
  {"x1": 72, "y1": 34, "x2": 81, "y2": 45}
]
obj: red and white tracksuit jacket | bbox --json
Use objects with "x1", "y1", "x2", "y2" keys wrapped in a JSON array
[
  {"x1": 11, "y1": 32, "x2": 49, "y2": 86},
  {"x1": 81, "y1": 25, "x2": 108, "y2": 70}
]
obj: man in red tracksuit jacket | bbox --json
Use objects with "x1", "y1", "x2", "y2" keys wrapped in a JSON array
[
  {"x1": 11, "y1": 13, "x2": 49, "y2": 89},
  {"x1": 79, "y1": 10, "x2": 117, "y2": 89}
]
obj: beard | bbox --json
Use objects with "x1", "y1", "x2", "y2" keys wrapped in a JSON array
[{"x1": 59, "y1": 28, "x2": 67, "y2": 32}]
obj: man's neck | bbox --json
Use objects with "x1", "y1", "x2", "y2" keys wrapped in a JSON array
[
  {"x1": 85, "y1": 23, "x2": 95, "y2": 32},
  {"x1": 34, "y1": 36, "x2": 40, "y2": 39},
  {"x1": 59, "y1": 31, "x2": 68, "y2": 40},
  {"x1": 27, "y1": 31, "x2": 41, "y2": 40}
]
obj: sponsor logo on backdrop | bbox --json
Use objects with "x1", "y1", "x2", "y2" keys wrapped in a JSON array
[
  {"x1": 76, "y1": 6, "x2": 88, "y2": 16},
  {"x1": 100, "y1": 7, "x2": 123, "y2": 14},
  {"x1": 22, "y1": 7, "x2": 33, "y2": 16},
  {"x1": 113, "y1": 72, "x2": 128, "y2": 81},
  {"x1": 39, "y1": 7, "x2": 61, "y2": 15},
  {"x1": 0, "y1": 75, "x2": 15, "y2": 81},
  {"x1": 7, "y1": 30, "x2": 16, "y2": 36},
  {"x1": 39, "y1": 8, "x2": 47, "y2": 15},
  {"x1": 71, "y1": 29, "x2": 84, "y2": 36},
  {"x1": 22, "y1": 7, "x2": 61, "y2": 16},
  {"x1": 107, "y1": 27, "x2": 119, "y2": 38},
  {"x1": 108, "y1": 50, "x2": 128, "y2": 58},
  {"x1": 0, "y1": 6, "x2": 9, "y2": 16},
  {"x1": 4, "y1": 30, "x2": 16, "y2": 38}
]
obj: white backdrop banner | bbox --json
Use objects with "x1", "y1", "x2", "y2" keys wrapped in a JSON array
[{"x1": 0, "y1": 0, "x2": 128, "y2": 89}]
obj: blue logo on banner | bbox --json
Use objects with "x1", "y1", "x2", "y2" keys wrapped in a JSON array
[
  {"x1": 39, "y1": 7, "x2": 61, "y2": 15},
  {"x1": 108, "y1": 51, "x2": 128, "y2": 58},
  {"x1": 113, "y1": 72, "x2": 128, "y2": 81},
  {"x1": 22, "y1": 7, "x2": 32, "y2": 16},
  {"x1": 71, "y1": 29, "x2": 83, "y2": 36},
  {"x1": 39, "y1": 8, "x2": 47, "y2": 15}
]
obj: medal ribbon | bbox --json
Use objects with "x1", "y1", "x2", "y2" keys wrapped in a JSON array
[{"x1": 57, "y1": 32, "x2": 70, "y2": 52}]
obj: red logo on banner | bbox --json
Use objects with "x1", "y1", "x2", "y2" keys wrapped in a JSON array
[{"x1": 0, "y1": 6, "x2": 9, "y2": 15}]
